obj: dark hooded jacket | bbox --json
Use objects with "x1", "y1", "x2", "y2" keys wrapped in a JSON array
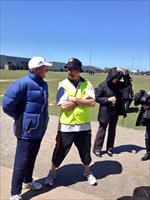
[
  {"x1": 136, "y1": 108, "x2": 150, "y2": 126},
  {"x1": 135, "y1": 91, "x2": 150, "y2": 127},
  {"x1": 95, "y1": 68, "x2": 128, "y2": 124}
]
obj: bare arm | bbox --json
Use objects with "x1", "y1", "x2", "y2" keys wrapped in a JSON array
[
  {"x1": 76, "y1": 97, "x2": 95, "y2": 106},
  {"x1": 60, "y1": 101, "x2": 76, "y2": 110},
  {"x1": 60, "y1": 96, "x2": 95, "y2": 111},
  {"x1": 68, "y1": 96, "x2": 95, "y2": 107}
]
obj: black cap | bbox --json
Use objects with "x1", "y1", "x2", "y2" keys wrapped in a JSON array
[{"x1": 65, "y1": 58, "x2": 83, "y2": 72}]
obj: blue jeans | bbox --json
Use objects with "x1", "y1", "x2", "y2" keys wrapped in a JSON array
[{"x1": 11, "y1": 138, "x2": 41, "y2": 195}]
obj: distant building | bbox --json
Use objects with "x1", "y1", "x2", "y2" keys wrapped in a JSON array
[
  {"x1": 0, "y1": 55, "x2": 65, "y2": 71},
  {"x1": 50, "y1": 61, "x2": 66, "y2": 71},
  {"x1": 0, "y1": 55, "x2": 30, "y2": 70},
  {"x1": 0, "y1": 54, "x2": 105, "y2": 73},
  {"x1": 129, "y1": 69, "x2": 138, "y2": 74}
]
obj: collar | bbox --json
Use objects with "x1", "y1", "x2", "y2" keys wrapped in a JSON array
[
  {"x1": 68, "y1": 76, "x2": 85, "y2": 87},
  {"x1": 28, "y1": 71, "x2": 43, "y2": 83}
]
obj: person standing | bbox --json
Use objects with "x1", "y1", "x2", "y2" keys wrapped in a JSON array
[
  {"x1": 140, "y1": 104, "x2": 150, "y2": 161},
  {"x1": 2, "y1": 56, "x2": 51, "y2": 200},
  {"x1": 93, "y1": 67, "x2": 128, "y2": 157},
  {"x1": 134, "y1": 90, "x2": 150, "y2": 161},
  {"x1": 45, "y1": 58, "x2": 97, "y2": 186}
]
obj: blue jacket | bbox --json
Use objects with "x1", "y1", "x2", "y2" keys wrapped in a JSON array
[{"x1": 2, "y1": 72, "x2": 49, "y2": 140}]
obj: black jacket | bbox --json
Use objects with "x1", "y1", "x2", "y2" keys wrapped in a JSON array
[
  {"x1": 136, "y1": 108, "x2": 150, "y2": 126},
  {"x1": 96, "y1": 68, "x2": 128, "y2": 124},
  {"x1": 122, "y1": 84, "x2": 133, "y2": 100},
  {"x1": 122, "y1": 74, "x2": 133, "y2": 100}
]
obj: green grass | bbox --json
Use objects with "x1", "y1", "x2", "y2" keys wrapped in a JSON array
[{"x1": 0, "y1": 69, "x2": 149, "y2": 129}]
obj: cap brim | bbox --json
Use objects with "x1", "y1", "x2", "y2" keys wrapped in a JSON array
[
  {"x1": 44, "y1": 62, "x2": 53, "y2": 67},
  {"x1": 64, "y1": 64, "x2": 83, "y2": 72}
]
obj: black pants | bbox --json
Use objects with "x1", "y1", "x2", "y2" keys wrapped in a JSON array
[
  {"x1": 11, "y1": 139, "x2": 41, "y2": 195},
  {"x1": 145, "y1": 125, "x2": 150, "y2": 140},
  {"x1": 52, "y1": 130, "x2": 92, "y2": 168},
  {"x1": 93, "y1": 113, "x2": 119, "y2": 152}
]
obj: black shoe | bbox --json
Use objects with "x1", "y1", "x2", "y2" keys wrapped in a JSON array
[
  {"x1": 141, "y1": 153, "x2": 150, "y2": 161},
  {"x1": 93, "y1": 151, "x2": 102, "y2": 157},
  {"x1": 107, "y1": 150, "x2": 113, "y2": 157}
]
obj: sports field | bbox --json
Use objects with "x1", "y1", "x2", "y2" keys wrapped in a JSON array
[{"x1": 0, "y1": 69, "x2": 149, "y2": 129}]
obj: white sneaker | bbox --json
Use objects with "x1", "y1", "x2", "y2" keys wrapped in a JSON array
[
  {"x1": 10, "y1": 194, "x2": 22, "y2": 200},
  {"x1": 22, "y1": 181, "x2": 42, "y2": 190},
  {"x1": 83, "y1": 171, "x2": 97, "y2": 186},
  {"x1": 44, "y1": 170, "x2": 56, "y2": 186}
]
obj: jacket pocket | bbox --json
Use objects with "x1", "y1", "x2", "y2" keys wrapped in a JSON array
[{"x1": 23, "y1": 113, "x2": 39, "y2": 133}]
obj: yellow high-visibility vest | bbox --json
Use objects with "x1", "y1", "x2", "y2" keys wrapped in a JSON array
[{"x1": 60, "y1": 79, "x2": 91, "y2": 124}]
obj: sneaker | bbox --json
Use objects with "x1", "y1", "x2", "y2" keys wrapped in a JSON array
[
  {"x1": 23, "y1": 181, "x2": 43, "y2": 190},
  {"x1": 10, "y1": 194, "x2": 22, "y2": 200},
  {"x1": 44, "y1": 170, "x2": 56, "y2": 186},
  {"x1": 83, "y1": 171, "x2": 97, "y2": 186}
]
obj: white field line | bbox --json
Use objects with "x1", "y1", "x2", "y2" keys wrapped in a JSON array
[{"x1": 49, "y1": 103, "x2": 55, "y2": 106}]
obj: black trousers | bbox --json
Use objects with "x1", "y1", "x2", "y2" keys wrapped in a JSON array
[
  {"x1": 145, "y1": 125, "x2": 150, "y2": 140},
  {"x1": 52, "y1": 130, "x2": 92, "y2": 168},
  {"x1": 11, "y1": 139, "x2": 41, "y2": 195},
  {"x1": 93, "y1": 112, "x2": 119, "y2": 152}
]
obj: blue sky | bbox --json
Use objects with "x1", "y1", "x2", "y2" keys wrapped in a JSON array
[{"x1": 1, "y1": 0, "x2": 149, "y2": 71}]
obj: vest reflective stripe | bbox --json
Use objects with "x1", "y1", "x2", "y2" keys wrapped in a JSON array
[{"x1": 60, "y1": 79, "x2": 91, "y2": 124}]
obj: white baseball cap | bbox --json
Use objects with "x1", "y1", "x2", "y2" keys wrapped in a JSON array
[{"x1": 28, "y1": 56, "x2": 52, "y2": 69}]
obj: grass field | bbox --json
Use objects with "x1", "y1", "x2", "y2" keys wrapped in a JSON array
[{"x1": 0, "y1": 69, "x2": 149, "y2": 129}]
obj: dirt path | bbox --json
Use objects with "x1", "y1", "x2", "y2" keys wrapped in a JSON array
[{"x1": 1, "y1": 107, "x2": 149, "y2": 200}]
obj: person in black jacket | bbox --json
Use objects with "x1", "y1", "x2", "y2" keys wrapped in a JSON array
[
  {"x1": 134, "y1": 90, "x2": 150, "y2": 161},
  {"x1": 93, "y1": 67, "x2": 128, "y2": 157}
]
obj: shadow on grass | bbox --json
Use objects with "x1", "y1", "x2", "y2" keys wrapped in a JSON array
[{"x1": 22, "y1": 160, "x2": 122, "y2": 199}]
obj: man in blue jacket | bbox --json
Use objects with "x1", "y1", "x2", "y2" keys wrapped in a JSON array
[{"x1": 2, "y1": 56, "x2": 51, "y2": 200}]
